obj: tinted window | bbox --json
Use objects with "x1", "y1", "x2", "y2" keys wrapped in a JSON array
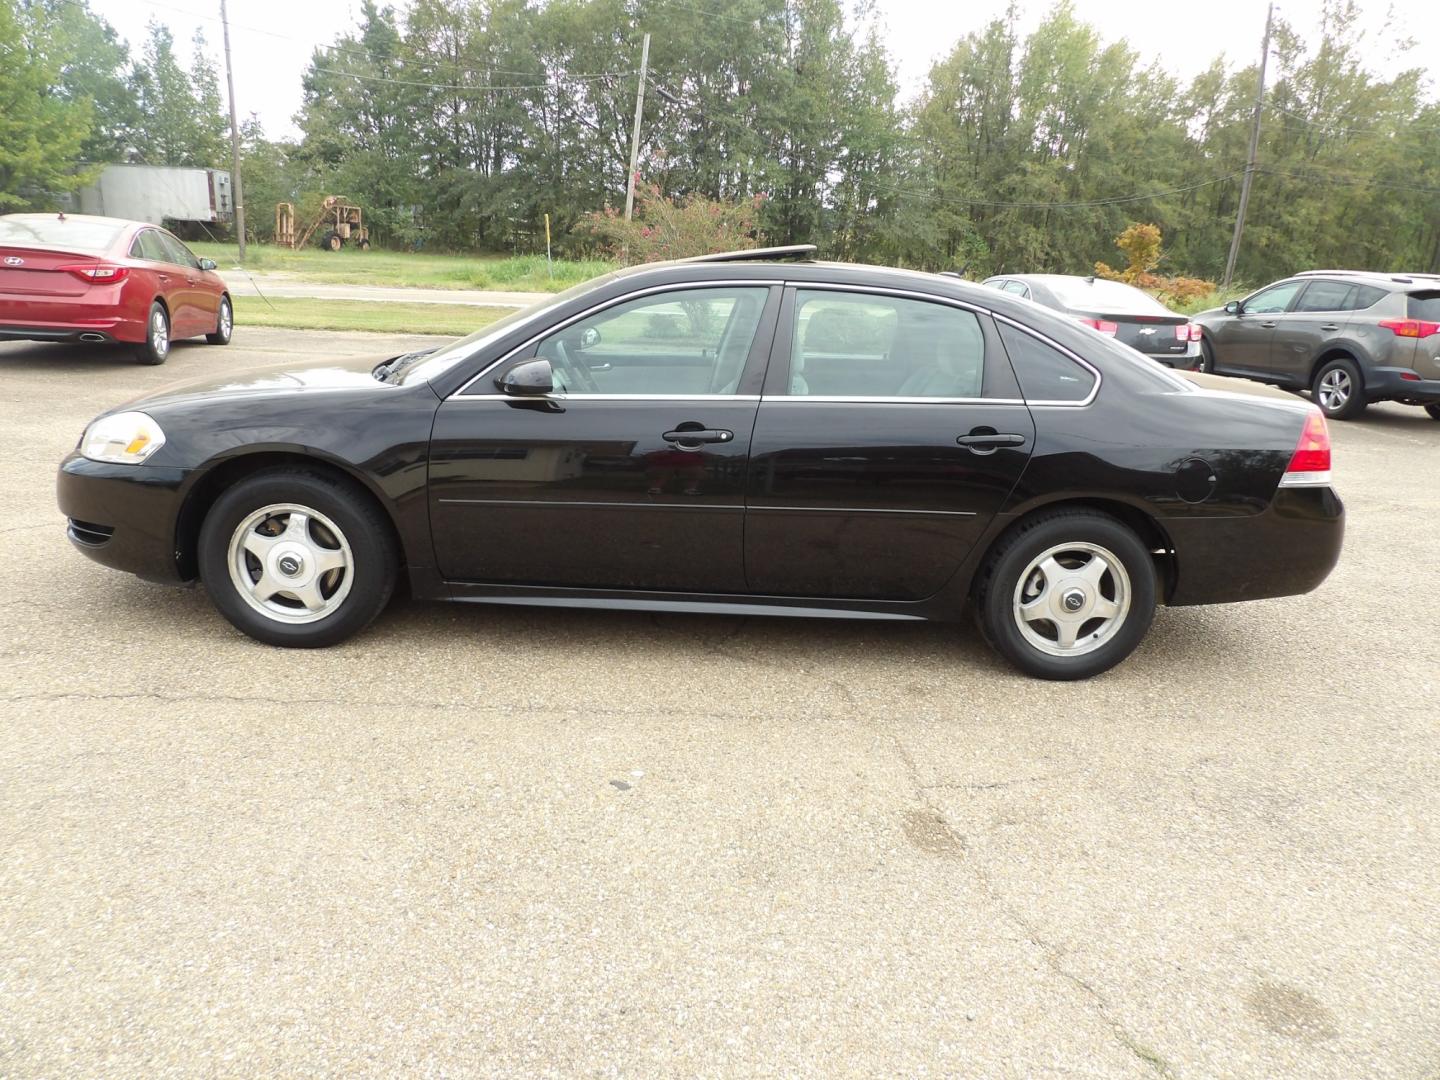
[
  {"x1": 787, "y1": 290, "x2": 985, "y2": 399},
  {"x1": 1294, "y1": 281, "x2": 1354, "y2": 313},
  {"x1": 998, "y1": 323, "x2": 1096, "y2": 402},
  {"x1": 1243, "y1": 281, "x2": 1303, "y2": 314},
  {"x1": 135, "y1": 230, "x2": 170, "y2": 262},
  {"x1": 1409, "y1": 292, "x2": 1440, "y2": 321},
  {"x1": 1350, "y1": 284, "x2": 1386, "y2": 310},
  {"x1": 159, "y1": 232, "x2": 200, "y2": 269},
  {"x1": 0, "y1": 216, "x2": 123, "y2": 254},
  {"x1": 534, "y1": 287, "x2": 768, "y2": 395}
]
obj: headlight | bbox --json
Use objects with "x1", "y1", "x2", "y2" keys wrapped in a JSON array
[{"x1": 80, "y1": 411, "x2": 167, "y2": 464}]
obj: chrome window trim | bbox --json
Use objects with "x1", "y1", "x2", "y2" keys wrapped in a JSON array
[
  {"x1": 990, "y1": 312, "x2": 1103, "y2": 408},
  {"x1": 444, "y1": 393, "x2": 762, "y2": 403},
  {"x1": 758, "y1": 395, "x2": 1026, "y2": 406},
  {"x1": 449, "y1": 280, "x2": 776, "y2": 400}
]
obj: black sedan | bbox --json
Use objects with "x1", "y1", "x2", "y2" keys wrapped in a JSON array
[
  {"x1": 982, "y1": 274, "x2": 1203, "y2": 368},
  {"x1": 58, "y1": 247, "x2": 1343, "y2": 679}
]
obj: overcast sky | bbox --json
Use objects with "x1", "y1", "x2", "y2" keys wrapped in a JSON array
[{"x1": 96, "y1": 0, "x2": 1440, "y2": 140}]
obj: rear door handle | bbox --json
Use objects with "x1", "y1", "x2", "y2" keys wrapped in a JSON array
[
  {"x1": 1320, "y1": 324, "x2": 1340, "y2": 331},
  {"x1": 663, "y1": 428, "x2": 733, "y2": 447},
  {"x1": 1260, "y1": 321, "x2": 1277, "y2": 329},
  {"x1": 956, "y1": 431, "x2": 1027, "y2": 455}
]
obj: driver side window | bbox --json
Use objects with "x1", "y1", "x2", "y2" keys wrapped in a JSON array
[
  {"x1": 535, "y1": 287, "x2": 769, "y2": 395},
  {"x1": 1244, "y1": 281, "x2": 1302, "y2": 314}
]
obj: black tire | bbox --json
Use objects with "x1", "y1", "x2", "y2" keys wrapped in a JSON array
[
  {"x1": 1424, "y1": 404, "x2": 1440, "y2": 420},
  {"x1": 325, "y1": 232, "x2": 342, "y2": 252},
  {"x1": 1198, "y1": 338, "x2": 1216, "y2": 374},
  {"x1": 135, "y1": 301, "x2": 170, "y2": 365},
  {"x1": 973, "y1": 509, "x2": 1157, "y2": 680},
  {"x1": 357, "y1": 238, "x2": 371, "y2": 251},
  {"x1": 1311, "y1": 357, "x2": 1367, "y2": 420},
  {"x1": 205, "y1": 295, "x2": 233, "y2": 345},
  {"x1": 197, "y1": 468, "x2": 398, "y2": 648}
]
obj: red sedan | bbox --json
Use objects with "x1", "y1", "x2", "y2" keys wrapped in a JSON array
[{"x1": 0, "y1": 213, "x2": 232, "y2": 365}]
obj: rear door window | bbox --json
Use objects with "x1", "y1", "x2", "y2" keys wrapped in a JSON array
[
  {"x1": 786, "y1": 290, "x2": 986, "y2": 399},
  {"x1": 1294, "y1": 281, "x2": 1354, "y2": 313},
  {"x1": 135, "y1": 230, "x2": 170, "y2": 262},
  {"x1": 997, "y1": 323, "x2": 1096, "y2": 403}
]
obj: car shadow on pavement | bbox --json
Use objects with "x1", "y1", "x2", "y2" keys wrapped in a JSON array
[{"x1": 0, "y1": 340, "x2": 207, "y2": 371}]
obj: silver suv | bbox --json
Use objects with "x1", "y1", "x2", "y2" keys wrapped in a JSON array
[{"x1": 1192, "y1": 271, "x2": 1440, "y2": 420}]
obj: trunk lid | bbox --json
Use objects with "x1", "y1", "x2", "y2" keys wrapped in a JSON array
[{"x1": 0, "y1": 247, "x2": 94, "y2": 298}]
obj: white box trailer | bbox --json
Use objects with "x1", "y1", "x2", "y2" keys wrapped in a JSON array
[{"x1": 75, "y1": 164, "x2": 233, "y2": 225}]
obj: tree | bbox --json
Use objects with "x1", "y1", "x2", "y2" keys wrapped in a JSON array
[{"x1": 129, "y1": 22, "x2": 228, "y2": 167}]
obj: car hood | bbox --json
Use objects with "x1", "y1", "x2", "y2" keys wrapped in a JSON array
[{"x1": 117, "y1": 354, "x2": 398, "y2": 412}]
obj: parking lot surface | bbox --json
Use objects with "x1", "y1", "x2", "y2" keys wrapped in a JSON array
[{"x1": 2, "y1": 329, "x2": 1438, "y2": 1078}]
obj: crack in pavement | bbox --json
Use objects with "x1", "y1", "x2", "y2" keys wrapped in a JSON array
[{"x1": 888, "y1": 730, "x2": 1176, "y2": 1079}]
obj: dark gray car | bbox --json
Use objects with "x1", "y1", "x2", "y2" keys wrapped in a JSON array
[
  {"x1": 1192, "y1": 270, "x2": 1440, "y2": 421},
  {"x1": 982, "y1": 274, "x2": 1202, "y2": 367}
]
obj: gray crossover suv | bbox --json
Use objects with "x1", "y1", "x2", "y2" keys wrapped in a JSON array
[{"x1": 1192, "y1": 270, "x2": 1440, "y2": 420}]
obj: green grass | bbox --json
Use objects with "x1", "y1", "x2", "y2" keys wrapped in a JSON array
[
  {"x1": 234, "y1": 296, "x2": 511, "y2": 336},
  {"x1": 1165, "y1": 286, "x2": 1250, "y2": 316},
  {"x1": 192, "y1": 241, "x2": 614, "y2": 294}
]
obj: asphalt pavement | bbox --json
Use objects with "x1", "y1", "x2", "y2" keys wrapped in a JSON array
[{"x1": 2, "y1": 327, "x2": 1438, "y2": 1078}]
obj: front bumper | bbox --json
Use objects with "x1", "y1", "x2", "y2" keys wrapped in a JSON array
[
  {"x1": 56, "y1": 453, "x2": 192, "y2": 584},
  {"x1": 1364, "y1": 367, "x2": 1440, "y2": 404},
  {"x1": 1165, "y1": 485, "x2": 1344, "y2": 606}
]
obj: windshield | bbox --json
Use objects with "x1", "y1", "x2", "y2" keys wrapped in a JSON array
[
  {"x1": 0, "y1": 216, "x2": 125, "y2": 254},
  {"x1": 399, "y1": 274, "x2": 615, "y2": 385}
]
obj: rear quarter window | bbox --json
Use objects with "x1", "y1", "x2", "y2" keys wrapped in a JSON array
[{"x1": 997, "y1": 323, "x2": 1097, "y2": 402}]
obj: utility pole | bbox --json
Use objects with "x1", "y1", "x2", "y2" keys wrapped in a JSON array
[
  {"x1": 624, "y1": 33, "x2": 651, "y2": 221},
  {"x1": 1223, "y1": 2, "x2": 1273, "y2": 289},
  {"x1": 220, "y1": 0, "x2": 246, "y2": 260}
]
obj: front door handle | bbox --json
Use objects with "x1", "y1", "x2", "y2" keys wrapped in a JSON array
[
  {"x1": 663, "y1": 427, "x2": 733, "y2": 447},
  {"x1": 956, "y1": 430, "x2": 1027, "y2": 455},
  {"x1": 1260, "y1": 321, "x2": 1277, "y2": 329},
  {"x1": 1320, "y1": 323, "x2": 1340, "y2": 331}
]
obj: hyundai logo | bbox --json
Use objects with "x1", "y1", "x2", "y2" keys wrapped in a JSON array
[{"x1": 3, "y1": 256, "x2": 23, "y2": 266}]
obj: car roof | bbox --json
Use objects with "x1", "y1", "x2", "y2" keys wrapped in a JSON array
[{"x1": 1292, "y1": 269, "x2": 1440, "y2": 289}]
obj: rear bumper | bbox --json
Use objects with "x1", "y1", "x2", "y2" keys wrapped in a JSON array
[
  {"x1": 1165, "y1": 485, "x2": 1344, "y2": 606},
  {"x1": 0, "y1": 325, "x2": 123, "y2": 344},
  {"x1": 1365, "y1": 367, "x2": 1440, "y2": 404},
  {"x1": 0, "y1": 296, "x2": 144, "y2": 343},
  {"x1": 56, "y1": 453, "x2": 191, "y2": 584}
]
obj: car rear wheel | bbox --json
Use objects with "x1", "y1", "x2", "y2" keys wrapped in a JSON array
[
  {"x1": 206, "y1": 296, "x2": 233, "y2": 345},
  {"x1": 198, "y1": 469, "x2": 397, "y2": 647},
  {"x1": 974, "y1": 510, "x2": 1157, "y2": 680},
  {"x1": 135, "y1": 302, "x2": 170, "y2": 365},
  {"x1": 1424, "y1": 404, "x2": 1440, "y2": 420},
  {"x1": 1312, "y1": 357, "x2": 1367, "y2": 420}
]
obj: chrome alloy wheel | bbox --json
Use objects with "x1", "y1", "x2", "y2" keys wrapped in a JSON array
[
  {"x1": 1012, "y1": 542, "x2": 1131, "y2": 657},
  {"x1": 218, "y1": 300, "x2": 232, "y2": 339},
  {"x1": 1317, "y1": 367, "x2": 1351, "y2": 412},
  {"x1": 227, "y1": 503, "x2": 354, "y2": 624},
  {"x1": 150, "y1": 308, "x2": 170, "y2": 358}
]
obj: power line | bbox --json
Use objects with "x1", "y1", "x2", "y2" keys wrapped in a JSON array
[
  {"x1": 308, "y1": 66, "x2": 636, "y2": 93},
  {"x1": 866, "y1": 171, "x2": 1244, "y2": 211},
  {"x1": 1257, "y1": 167, "x2": 1440, "y2": 196},
  {"x1": 1265, "y1": 100, "x2": 1440, "y2": 136}
]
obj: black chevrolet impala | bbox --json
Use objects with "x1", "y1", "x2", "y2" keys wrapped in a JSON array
[{"x1": 58, "y1": 248, "x2": 1344, "y2": 679}]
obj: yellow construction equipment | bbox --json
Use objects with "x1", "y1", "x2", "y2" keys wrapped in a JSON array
[{"x1": 274, "y1": 196, "x2": 370, "y2": 251}]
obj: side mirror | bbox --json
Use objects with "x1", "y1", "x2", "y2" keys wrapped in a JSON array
[
  {"x1": 497, "y1": 358, "x2": 554, "y2": 396},
  {"x1": 198, "y1": 258, "x2": 217, "y2": 271},
  {"x1": 1224, "y1": 300, "x2": 1242, "y2": 315}
]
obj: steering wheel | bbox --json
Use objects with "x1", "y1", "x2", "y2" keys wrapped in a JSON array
[{"x1": 552, "y1": 337, "x2": 601, "y2": 393}]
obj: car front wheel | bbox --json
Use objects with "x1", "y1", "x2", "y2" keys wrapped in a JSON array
[
  {"x1": 198, "y1": 469, "x2": 398, "y2": 647},
  {"x1": 206, "y1": 296, "x2": 233, "y2": 345},
  {"x1": 975, "y1": 510, "x2": 1157, "y2": 680},
  {"x1": 1312, "y1": 357, "x2": 1367, "y2": 420}
]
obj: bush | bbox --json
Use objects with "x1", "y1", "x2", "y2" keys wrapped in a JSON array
[{"x1": 581, "y1": 183, "x2": 766, "y2": 264}]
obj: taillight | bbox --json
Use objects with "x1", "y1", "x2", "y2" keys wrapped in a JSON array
[
  {"x1": 1377, "y1": 319, "x2": 1440, "y2": 338},
  {"x1": 1175, "y1": 323, "x2": 1203, "y2": 342},
  {"x1": 1078, "y1": 317, "x2": 1118, "y2": 336},
  {"x1": 57, "y1": 263, "x2": 130, "y2": 285},
  {"x1": 1279, "y1": 410, "x2": 1332, "y2": 488}
]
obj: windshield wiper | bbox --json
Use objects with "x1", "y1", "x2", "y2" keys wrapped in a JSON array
[{"x1": 373, "y1": 348, "x2": 438, "y2": 384}]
